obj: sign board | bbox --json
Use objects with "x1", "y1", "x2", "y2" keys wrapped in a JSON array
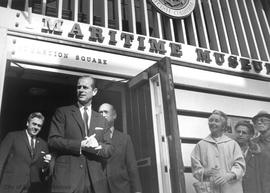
[
  {"x1": 6, "y1": 36, "x2": 154, "y2": 77},
  {"x1": 1, "y1": 8, "x2": 270, "y2": 78}
]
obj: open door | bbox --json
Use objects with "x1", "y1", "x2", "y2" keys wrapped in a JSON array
[{"x1": 126, "y1": 57, "x2": 186, "y2": 193}]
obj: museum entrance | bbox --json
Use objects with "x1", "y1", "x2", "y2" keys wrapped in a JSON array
[
  {"x1": 0, "y1": 62, "x2": 125, "y2": 141},
  {"x1": 0, "y1": 57, "x2": 186, "y2": 193}
]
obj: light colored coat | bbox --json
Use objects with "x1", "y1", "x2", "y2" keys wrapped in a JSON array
[{"x1": 191, "y1": 134, "x2": 245, "y2": 193}]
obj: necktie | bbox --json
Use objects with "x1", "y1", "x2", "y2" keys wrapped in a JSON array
[
  {"x1": 83, "y1": 106, "x2": 89, "y2": 136},
  {"x1": 30, "y1": 136, "x2": 35, "y2": 158}
]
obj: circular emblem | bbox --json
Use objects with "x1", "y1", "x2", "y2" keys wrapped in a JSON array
[{"x1": 151, "y1": 0, "x2": 196, "y2": 18}]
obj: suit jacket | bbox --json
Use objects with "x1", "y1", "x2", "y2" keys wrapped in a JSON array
[
  {"x1": 106, "y1": 129, "x2": 142, "y2": 193},
  {"x1": 48, "y1": 104, "x2": 113, "y2": 193},
  {"x1": 0, "y1": 130, "x2": 49, "y2": 193}
]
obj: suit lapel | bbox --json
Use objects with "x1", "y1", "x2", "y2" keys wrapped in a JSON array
[
  {"x1": 71, "y1": 104, "x2": 86, "y2": 138},
  {"x1": 107, "y1": 130, "x2": 117, "y2": 162},
  {"x1": 245, "y1": 150, "x2": 253, "y2": 164},
  {"x1": 22, "y1": 130, "x2": 33, "y2": 158},
  {"x1": 33, "y1": 138, "x2": 41, "y2": 160},
  {"x1": 112, "y1": 130, "x2": 124, "y2": 150},
  {"x1": 89, "y1": 111, "x2": 98, "y2": 136},
  {"x1": 112, "y1": 129, "x2": 119, "y2": 145},
  {"x1": 110, "y1": 130, "x2": 122, "y2": 160}
]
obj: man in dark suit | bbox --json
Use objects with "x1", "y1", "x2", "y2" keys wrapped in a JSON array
[
  {"x1": 48, "y1": 75, "x2": 113, "y2": 193},
  {"x1": 99, "y1": 103, "x2": 142, "y2": 193},
  {"x1": 0, "y1": 112, "x2": 51, "y2": 193}
]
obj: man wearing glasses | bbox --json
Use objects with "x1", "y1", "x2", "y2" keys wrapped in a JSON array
[
  {"x1": 250, "y1": 111, "x2": 270, "y2": 193},
  {"x1": 252, "y1": 111, "x2": 270, "y2": 152}
]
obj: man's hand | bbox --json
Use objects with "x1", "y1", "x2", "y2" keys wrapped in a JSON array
[
  {"x1": 41, "y1": 151, "x2": 52, "y2": 163},
  {"x1": 81, "y1": 134, "x2": 99, "y2": 149},
  {"x1": 43, "y1": 154, "x2": 52, "y2": 163},
  {"x1": 81, "y1": 138, "x2": 89, "y2": 148},
  {"x1": 85, "y1": 134, "x2": 99, "y2": 148}
]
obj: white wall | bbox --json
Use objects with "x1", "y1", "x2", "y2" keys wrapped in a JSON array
[{"x1": 172, "y1": 64, "x2": 270, "y2": 193}]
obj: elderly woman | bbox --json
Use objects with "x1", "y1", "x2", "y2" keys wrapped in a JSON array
[
  {"x1": 191, "y1": 110, "x2": 246, "y2": 193},
  {"x1": 234, "y1": 120, "x2": 258, "y2": 156}
]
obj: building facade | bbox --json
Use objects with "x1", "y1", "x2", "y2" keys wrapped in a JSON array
[{"x1": 0, "y1": 0, "x2": 270, "y2": 193}]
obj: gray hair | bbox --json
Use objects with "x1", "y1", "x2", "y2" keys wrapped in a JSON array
[
  {"x1": 27, "y1": 112, "x2": 45, "y2": 122},
  {"x1": 211, "y1": 110, "x2": 228, "y2": 124}
]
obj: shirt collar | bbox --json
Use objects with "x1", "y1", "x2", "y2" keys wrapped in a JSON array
[
  {"x1": 26, "y1": 130, "x2": 31, "y2": 138},
  {"x1": 78, "y1": 102, "x2": 92, "y2": 111},
  {"x1": 25, "y1": 130, "x2": 36, "y2": 142},
  {"x1": 110, "y1": 126, "x2": 115, "y2": 134},
  {"x1": 203, "y1": 134, "x2": 232, "y2": 144}
]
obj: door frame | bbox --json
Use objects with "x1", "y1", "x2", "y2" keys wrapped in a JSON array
[{"x1": 126, "y1": 57, "x2": 186, "y2": 193}]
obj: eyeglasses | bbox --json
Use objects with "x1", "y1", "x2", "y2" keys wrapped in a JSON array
[{"x1": 254, "y1": 117, "x2": 270, "y2": 124}]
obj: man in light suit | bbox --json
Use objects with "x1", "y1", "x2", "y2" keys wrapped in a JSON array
[
  {"x1": 99, "y1": 103, "x2": 142, "y2": 193},
  {"x1": 48, "y1": 75, "x2": 114, "y2": 193},
  {"x1": 0, "y1": 112, "x2": 51, "y2": 193}
]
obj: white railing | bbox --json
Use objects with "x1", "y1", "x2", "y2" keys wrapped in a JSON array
[{"x1": 1, "y1": 0, "x2": 270, "y2": 62}]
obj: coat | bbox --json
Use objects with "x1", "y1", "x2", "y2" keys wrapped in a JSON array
[
  {"x1": 243, "y1": 132, "x2": 270, "y2": 193},
  {"x1": 0, "y1": 130, "x2": 49, "y2": 193},
  {"x1": 242, "y1": 146, "x2": 270, "y2": 193},
  {"x1": 48, "y1": 104, "x2": 114, "y2": 193},
  {"x1": 106, "y1": 129, "x2": 142, "y2": 193},
  {"x1": 191, "y1": 134, "x2": 245, "y2": 193}
]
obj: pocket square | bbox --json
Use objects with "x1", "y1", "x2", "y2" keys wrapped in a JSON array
[{"x1": 95, "y1": 127, "x2": 104, "y2": 130}]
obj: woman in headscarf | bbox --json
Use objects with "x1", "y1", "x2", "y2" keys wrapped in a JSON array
[{"x1": 191, "y1": 110, "x2": 245, "y2": 193}]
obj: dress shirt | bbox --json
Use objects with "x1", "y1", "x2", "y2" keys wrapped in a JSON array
[
  {"x1": 110, "y1": 126, "x2": 114, "y2": 138},
  {"x1": 78, "y1": 102, "x2": 92, "y2": 128},
  {"x1": 26, "y1": 130, "x2": 36, "y2": 148}
]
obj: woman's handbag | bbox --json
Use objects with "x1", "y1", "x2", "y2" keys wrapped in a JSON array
[{"x1": 193, "y1": 175, "x2": 214, "y2": 193}]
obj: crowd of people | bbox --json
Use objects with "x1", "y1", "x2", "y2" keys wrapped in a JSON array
[
  {"x1": 191, "y1": 110, "x2": 270, "y2": 193},
  {"x1": 0, "y1": 75, "x2": 142, "y2": 193},
  {"x1": 0, "y1": 75, "x2": 269, "y2": 193}
]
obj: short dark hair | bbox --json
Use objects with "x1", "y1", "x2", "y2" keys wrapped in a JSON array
[
  {"x1": 27, "y1": 112, "x2": 45, "y2": 123},
  {"x1": 78, "y1": 75, "x2": 96, "y2": 89},
  {"x1": 235, "y1": 120, "x2": 254, "y2": 135}
]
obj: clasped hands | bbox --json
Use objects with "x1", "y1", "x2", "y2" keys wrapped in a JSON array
[
  {"x1": 41, "y1": 151, "x2": 52, "y2": 163},
  {"x1": 81, "y1": 134, "x2": 102, "y2": 150},
  {"x1": 204, "y1": 168, "x2": 235, "y2": 185}
]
